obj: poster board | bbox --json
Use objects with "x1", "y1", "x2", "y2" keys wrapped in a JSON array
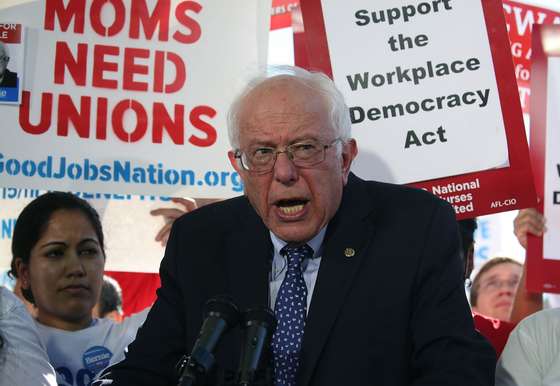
[
  {"x1": 526, "y1": 24, "x2": 560, "y2": 293},
  {"x1": 299, "y1": 0, "x2": 537, "y2": 219},
  {"x1": 0, "y1": 0, "x2": 269, "y2": 198}
]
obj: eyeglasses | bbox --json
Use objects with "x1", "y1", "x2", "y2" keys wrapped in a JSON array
[
  {"x1": 479, "y1": 277, "x2": 520, "y2": 292},
  {"x1": 234, "y1": 138, "x2": 342, "y2": 174},
  {"x1": 0, "y1": 56, "x2": 9, "y2": 62}
]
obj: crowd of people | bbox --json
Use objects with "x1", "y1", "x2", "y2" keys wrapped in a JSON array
[{"x1": 0, "y1": 66, "x2": 557, "y2": 386}]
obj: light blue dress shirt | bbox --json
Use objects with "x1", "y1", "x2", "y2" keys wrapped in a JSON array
[{"x1": 269, "y1": 228, "x2": 326, "y2": 313}]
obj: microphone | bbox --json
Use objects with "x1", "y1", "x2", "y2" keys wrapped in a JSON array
[
  {"x1": 237, "y1": 307, "x2": 277, "y2": 386},
  {"x1": 178, "y1": 296, "x2": 240, "y2": 386}
]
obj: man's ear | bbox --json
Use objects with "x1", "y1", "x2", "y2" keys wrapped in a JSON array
[
  {"x1": 228, "y1": 150, "x2": 242, "y2": 175},
  {"x1": 341, "y1": 139, "x2": 358, "y2": 184}
]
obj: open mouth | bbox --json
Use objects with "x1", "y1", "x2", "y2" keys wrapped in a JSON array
[{"x1": 275, "y1": 199, "x2": 308, "y2": 216}]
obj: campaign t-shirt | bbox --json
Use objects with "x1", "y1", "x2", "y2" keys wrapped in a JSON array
[{"x1": 36, "y1": 308, "x2": 149, "y2": 386}]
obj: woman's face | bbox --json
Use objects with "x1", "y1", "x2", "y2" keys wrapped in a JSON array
[{"x1": 18, "y1": 209, "x2": 105, "y2": 330}]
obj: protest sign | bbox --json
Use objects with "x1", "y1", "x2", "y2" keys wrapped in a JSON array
[
  {"x1": 0, "y1": 0, "x2": 269, "y2": 197},
  {"x1": 299, "y1": 0, "x2": 536, "y2": 219},
  {"x1": 526, "y1": 24, "x2": 560, "y2": 293},
  {"x1": 503, "y1": 0, "x2": 560, "y2": 115}
]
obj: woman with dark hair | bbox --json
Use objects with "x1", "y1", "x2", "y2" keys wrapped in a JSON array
[
  {"x1": 10, "y1": 191, "x2": 148, "y2": 386},
  {"x1": 0, "y1": 286, "x2": 57, "y2": 385}
]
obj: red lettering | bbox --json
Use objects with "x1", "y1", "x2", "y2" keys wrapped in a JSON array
[
  {"x1": 189, "y1": 105, "x2": 216, "y2": 147},
  {"x1": 90, "y1": 0, "x2": 126, "y2": 37},
  {"x1": 96, "y1": 97, "x2": 108, "y2": 140},
  {"x1": 19, "y1": 91, "x2": 53, "y2": 135},
  {"x1": 44, "y1": 0, "x2": 85, "y2": 33},
  {"x1": 173, "y1": 1, "x2": 202, "y2": 44},
  {"x1": 130, "y1": 0, "x2": 171, "y2": 41},
  {"x1": 54, "y1": 42, "x2": 87, "y2": 86},
  {"x1": 57, "y1": 94, "x2": 91, "y2": 138},
  {"x1": 153, "y1": 51, "x2": 165, "y2": 92},
  {"x1": 165, "y1": 52, "x2": 186, "y2": 93},
  {"x1": 112, "y1": 100, "x2": 148, "y2": 143},
  {"x1": 92, "y1": 45, "x2": 119, "y2": 89},
  {"x1": 152, "y1": 103, "x2": 184, "y2": 144},
  {"x1": 123, "y1": 48, "x2": 150, "y2": 91}
]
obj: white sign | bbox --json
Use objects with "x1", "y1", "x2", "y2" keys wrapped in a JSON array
[
  {"x1": 543, "y1": 57, "x2": 560, "y2": 261},
  {"x1": 320, "y1": 0, "x2": 510, "y2": 184},
  {"x1": 0, "y1": 0, "x2": 269, "y2": 197}
]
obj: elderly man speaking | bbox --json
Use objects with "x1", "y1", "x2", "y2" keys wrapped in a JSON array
[{"x1": 98, "y1": 66, "x2": 495, "y2": 386}]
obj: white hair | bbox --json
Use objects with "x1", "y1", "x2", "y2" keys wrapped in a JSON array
[{"x1": 227, "y1": 65, "x2": 352, "y2": 150}]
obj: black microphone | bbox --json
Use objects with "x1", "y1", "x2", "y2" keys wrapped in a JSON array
[
  {"x1": 178, "y1": 296, "x2": 240, "y2": 386},
  {"x1": 237, "y1": 307, "x2": 277, "y2": 386}
]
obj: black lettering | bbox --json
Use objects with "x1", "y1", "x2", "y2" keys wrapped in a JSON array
[
  {"x1": 349, "y1": 107, "x2": 365, "y2": 123},
  {"x1": 405, "y1": 130, "x2": 422, "y2": 148},
  {"x1": 346, "y1": 72, "x2": 369, "y2": 91},
  {"x1": 355, "y1": 10, "x2": 370, "y2": 26}
]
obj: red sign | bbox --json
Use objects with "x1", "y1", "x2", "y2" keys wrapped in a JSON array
[
  {"x1": 0, "y1": 23, "x2": 22, "y2": 43},
  {"x1": 526, "y1": 24, "x2": 560, "y2": 293},
  {"x1": 503, "y1": 0, "x2": 560, "y2": 114},
  {"x1": 298, "y1": 0, "x2": 536, "y2": 219},
  {"x1": 271, "y1": 0, "x2": 300, "y2": 30}
]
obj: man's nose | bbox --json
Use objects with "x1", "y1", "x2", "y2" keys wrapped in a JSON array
[{"x1": 273, "y1": 151, "x2": 298, "y2": 184}]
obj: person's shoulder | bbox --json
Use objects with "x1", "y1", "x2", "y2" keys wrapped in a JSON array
[
  {"x1": 516, "y1": 307, "x2": 560, "y2": 332},
  {"x1": 0, "y1": 286, "x2": 25, "y2": 315},
  {"x1": 352, "y1": 174, "x2": 449, "y2": 213}
]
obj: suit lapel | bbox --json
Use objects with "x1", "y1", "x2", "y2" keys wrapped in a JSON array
[
  {"x1": 224, "y1": 199, "x2": 272, "y2": 311},
  {"x1": 298, "y1": 174, "x2": 377, "y2": 386}
]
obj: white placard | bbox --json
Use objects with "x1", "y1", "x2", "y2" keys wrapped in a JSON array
[
  {"x1": 320, "y1": 0, "x2": 510, "y2": 184},
  {"x1": 0, "y1": 0, "x2": 270, "y2": 197},
  {"x1": 543, "y1": 57, "x2": 560, "y2": 261}
]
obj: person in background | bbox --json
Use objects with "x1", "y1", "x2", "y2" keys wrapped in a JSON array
[
  {"x1": 494, "y1": 208, "x2": 559, "y2": 385},
  {"x1": 0, "y1": 41, "x2": 18, "y2": 88},
  {"x1": 495, "y1": 305, "x2": 560, "y2": 385},
  {"x1": 470, "y1": 257, "x2": 523, "y2": 321},
  {"x1": 93, "y1": 276, "x2": 124, "y2": 323},
  {"x1": 457, "y1": 219, "x2": 518, "y2": 356},
  {"x1": 0, "y1": 286, "x2": 57, "y2": 386},
  {"x1": 98, "y1": 65, "x2": 495, "y2": 386},
  {"x1": 10, "y1": 192, "x2": 149, "y2": 386}
]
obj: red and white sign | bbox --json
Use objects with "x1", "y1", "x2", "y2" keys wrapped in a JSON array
[
  {"x1": 526, "y1": 24, "x2": 560, "y2": 293},
  {"x1": 503, "y1": 0, "x2": 560, "y2": 115},
  {"x1": 0, "y1": 0, "x2": 269, "y2": 198},
  {"x1": 299, "y1": 0, "x2": 536, "y2": 219}
]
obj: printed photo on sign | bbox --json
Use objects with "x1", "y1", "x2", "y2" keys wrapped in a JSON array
[{"x1": 0, "y1": 23, "x2": 24, "y2": 104}]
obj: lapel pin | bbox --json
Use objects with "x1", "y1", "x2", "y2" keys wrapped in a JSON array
[{"x1": 344, "y1": 248, "x2": 355, "y2": 258}]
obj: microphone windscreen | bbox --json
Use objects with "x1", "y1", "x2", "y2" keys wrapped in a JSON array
[{"x1": 204, "y1": 295, "x2": 240, "y2": 327}]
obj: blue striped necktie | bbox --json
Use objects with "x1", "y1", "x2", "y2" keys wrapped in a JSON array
[{"x1": 272, "y1": 244, "x2": 313, "y2": 386}]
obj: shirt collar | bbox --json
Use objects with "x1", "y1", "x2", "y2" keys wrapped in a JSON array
[{"x1": 269, "y1": 227, "x2": 327, "y2": 259}]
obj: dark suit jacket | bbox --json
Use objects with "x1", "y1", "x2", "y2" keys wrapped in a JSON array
[
  {"x1": 102, "y1": 173, "x2": 495, "y2": 385},
  {"x1": 0, "y1": 68, "x2": 17, "y2": 88}
]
